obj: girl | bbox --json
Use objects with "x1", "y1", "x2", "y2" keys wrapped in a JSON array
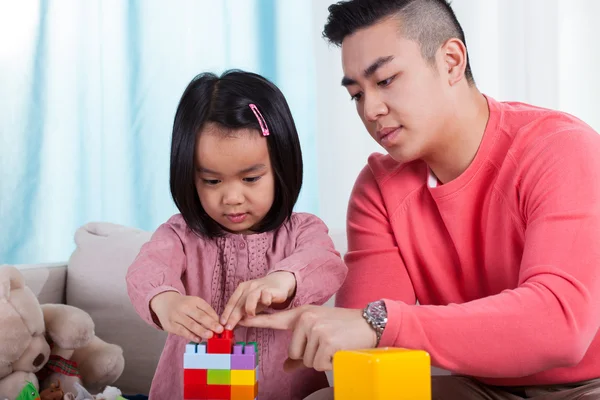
[{"x1": 126, "y1": 70, "x2": 347, "y2": 400}]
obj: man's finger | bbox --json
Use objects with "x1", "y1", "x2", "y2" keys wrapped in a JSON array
[
  {"x1": 283, "y1": 358, "x2": 305, "y2": 372},
  {"x1": 239, "y1": 307, "x2": 303, "y2": 330}
]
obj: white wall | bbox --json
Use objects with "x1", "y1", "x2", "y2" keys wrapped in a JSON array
[{"x1": 311, "y1": 0, "x2": 383, "y2": 246}]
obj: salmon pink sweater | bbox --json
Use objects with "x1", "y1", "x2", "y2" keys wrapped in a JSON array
[{"x1": 336, "y1": 96, "x2": 600, "y2": 386}]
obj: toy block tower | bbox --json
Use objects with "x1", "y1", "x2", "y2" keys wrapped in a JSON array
[
  {"x1": 333, "y1": 348, "x2": 431, "y2": 399},
  {"x1": 184, "y1": 330, "x2": 259, "y2": 400}
]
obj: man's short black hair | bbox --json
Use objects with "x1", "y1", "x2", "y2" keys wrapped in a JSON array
[
  {"x1": 170, "y1": 70, "x2": 303, "y2": 237},
  {"x1": 323, "y1": 0, "x2": 474, "y2": 84}
]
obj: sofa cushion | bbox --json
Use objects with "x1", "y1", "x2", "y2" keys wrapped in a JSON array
[{"x1": 66, "y1": 222, "x2": 166, "y2": 395}]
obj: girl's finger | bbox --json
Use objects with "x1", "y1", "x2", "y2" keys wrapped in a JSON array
[
  {"x1": 174, "y1": 321, "x2": 202, "y2": 343},
  {"x1": 187, "y1": 308, "x2": 222, "y2": 334},
  {"x1": 193, "y1": 297, "x2": 220, "y2": 322},
  {"x1": 224, "y1": 292, "x2": 249, "y2": 330},
  {"x1": 220, "y1": 286, "x2": 245, "y2": 325}
]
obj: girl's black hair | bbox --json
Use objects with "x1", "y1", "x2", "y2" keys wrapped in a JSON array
[{"x1": 170, "y1": 70, "x2": 303, "y2": 237}]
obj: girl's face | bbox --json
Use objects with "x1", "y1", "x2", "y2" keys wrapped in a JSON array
[{"x1": 194, "y1": 123, "x2": 275, "y2": 234}]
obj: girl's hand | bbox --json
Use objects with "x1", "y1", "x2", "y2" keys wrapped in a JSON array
[
  {"x1": 150, "y1": 291, "x2": 224, "y2": 343},
  {"x1": 220, "y1": 272, "x2": 297, "y2": 330}
]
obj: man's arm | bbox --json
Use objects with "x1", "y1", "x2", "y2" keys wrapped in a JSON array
[
  {"x1": 336, "y1": 163, "x2": 417, "y2": 309},
  {"x1": 380, "y1": 129, "x2": 600, "y2": 378}
]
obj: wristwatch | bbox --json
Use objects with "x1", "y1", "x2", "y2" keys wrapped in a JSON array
[{"x1": 362, "y1": 300, "x2": 388, "y2": 347}]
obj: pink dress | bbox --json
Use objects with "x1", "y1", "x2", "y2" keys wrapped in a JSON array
[{"x1": 126, "y1": 212, "x2": 347, "y2": 400}]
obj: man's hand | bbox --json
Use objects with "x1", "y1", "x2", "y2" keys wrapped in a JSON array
[
  {"x1": 240, "y1": 305, "x2": 377, "y2": 371},
  {"x1": 220, "y1": 271, "x2": 297, "y2": 330}
]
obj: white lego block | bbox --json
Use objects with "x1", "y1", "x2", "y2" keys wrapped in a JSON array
[
  {"x1": 185, "y1": 343, "x2": 197, "y2": 354},
  {"x1": 197, "y1": 342, "x2": 207, "y2": 354},
  {"x1": 184, "y1": 353, "x2": 230, "y2": 370}
]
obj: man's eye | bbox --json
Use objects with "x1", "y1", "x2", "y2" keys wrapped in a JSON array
[
  {"x1": 377, "y1": 75, "x2": 396, "y2": 87},
  {"x1": 350, "y1": 92, "x2": 363, "y2": 102}
]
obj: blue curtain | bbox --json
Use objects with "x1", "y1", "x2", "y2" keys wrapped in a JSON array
[{"x1": 0, "y1": 0, "x2": 319, "y2": 264}]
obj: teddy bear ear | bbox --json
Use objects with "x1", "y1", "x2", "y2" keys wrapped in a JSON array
[{"x1": 0, "y1": 265, "x2": 25, "y2": 301}]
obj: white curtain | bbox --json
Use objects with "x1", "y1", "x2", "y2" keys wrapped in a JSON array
[{"x1": 0, "y1": 0, "x2": 319, "y2": 264}]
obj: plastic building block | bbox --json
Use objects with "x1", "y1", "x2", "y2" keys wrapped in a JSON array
[
  {"x1": 208, "y1": 369, "x2": 231, "y2": 385},
  {"x1": 184, "y1": 383, "x2": 207, "y2": 399},
  {"x1": 333, "y1": 348, "x2": 430, "y2": 400},
  {"x1": 231, "y1": 344, "x2": 257, "y2": 370},
  {"x1": 230, "y1": 383, "x2": 258, "y2": 400},
  {"x1": 184, "y1": 332, "x2": 259, "y2": 400},
  {"x1": 246, "y1": 341, "x2": 258, "y2": 362},
  {"x1": 186, "y1": 342, "x2": 198, "y2": 353},
  {"x1": 184, "y1": 352, "x2": 231, "y2": 370},
  {"x1": 230, "y1": 367, "x2": 258, "y2": 386},
  {"x1": 205, "y1": 384, "x2": 231, "y2": 399},
  {"x1": 208, "y1": 329, "x2": 235, "y2": 354},
  {"x1": 184, "y1": 368, "x2": 207, "y2": 384}
]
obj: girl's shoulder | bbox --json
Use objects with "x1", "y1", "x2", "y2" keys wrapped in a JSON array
[
  {"x1": 156, "y1": 214, "x2": 213, "y2": 247},
  {"x1": 277, "y1": 212, "x2": 331, "y2": 235}
]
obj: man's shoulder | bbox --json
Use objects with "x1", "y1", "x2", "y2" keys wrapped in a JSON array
[
  {"x1": 363, "y1": 152, "x2": 425, "y2": 185},
  {"x1": 350, "y1": 152, "x2": 426, "y2": 209},
  {"x1": 497, "y1": 99, "x2": 598, "y2": 146}
]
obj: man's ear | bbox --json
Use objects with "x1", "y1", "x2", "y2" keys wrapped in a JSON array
[{"x1": 441, "y1": 38, "x2": 468, "y2": 86}]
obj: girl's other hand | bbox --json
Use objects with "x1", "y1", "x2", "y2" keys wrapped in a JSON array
[{"x1": 220, "y1": 271, "x2": 297, "y2": 330}]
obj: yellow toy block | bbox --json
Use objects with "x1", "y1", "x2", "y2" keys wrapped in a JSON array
[
  {"x1": 231, "y1": 367, "x2": 258, "y2": 385},
  {"x1": 333, "y1": 348, "x2": 430, "y2": 399}
]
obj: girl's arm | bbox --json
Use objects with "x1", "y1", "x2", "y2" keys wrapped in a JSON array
[
  {"x1": 126, "y1": 217, "x2": 188, "y2": 329},
  {"x1": 268, "y1": 213, "x2": 348, "y2": 307}
]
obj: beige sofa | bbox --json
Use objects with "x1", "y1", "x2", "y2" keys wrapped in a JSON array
[{"x1": 18, "y1": 222, "x2": 167, "y2": 396}]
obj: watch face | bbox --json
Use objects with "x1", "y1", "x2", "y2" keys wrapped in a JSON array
[{"x1": 368, "y1": 301, "x2": 387, "y2": 324}]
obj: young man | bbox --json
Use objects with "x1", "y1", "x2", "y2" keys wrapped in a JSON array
[{"x1": 242, "y1": 1, "x2": 600, "y2": 398}]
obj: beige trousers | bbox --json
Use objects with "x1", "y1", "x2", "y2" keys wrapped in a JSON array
[{"x1": 302, "y1": 376, "x2": 600, "y2": 400}]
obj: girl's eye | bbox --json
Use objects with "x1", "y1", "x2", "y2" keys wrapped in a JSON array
[
  {"x1": 377, "y1": 75, "x2": 396, "y2": 87},
  {"x1": 203, "y1": 179, "x2": 220, "y2": 185},
  {"x1": 243, "y1": 176, "x2": 261, "y2": 183},
  {"x1": 350, "y1": 92, "x2": 363, "y2": 102}
]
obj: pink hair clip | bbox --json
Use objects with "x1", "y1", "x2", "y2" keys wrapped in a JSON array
[{"x1": 249, "y1": 103, "x2": 270, "y2": 136}]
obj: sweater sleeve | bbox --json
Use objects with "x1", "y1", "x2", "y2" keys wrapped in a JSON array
[
  {"x1": 335, "y1": 163, "x2": 417, "y2": 310},
  {"x1": 269, "y1": 213, "x2": 348, "y2": 307},
  {"x1": 381, "y1": 129, "x2": 600, "y2": 378},
  {"x1": 126, "y1": 218, "x2": 188, "y2": 329}
]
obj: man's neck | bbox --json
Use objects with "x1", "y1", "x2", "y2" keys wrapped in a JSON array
[{"x1": 425, "y1": 88, "x2": 490, "y2": 184}]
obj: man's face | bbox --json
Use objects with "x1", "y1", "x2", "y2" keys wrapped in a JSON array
[{"x1": 341, "y1": 17, "x2": 452, "y2": 163}]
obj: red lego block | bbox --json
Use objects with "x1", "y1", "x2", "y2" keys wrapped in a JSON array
[
  {"x1": 205, "y1": 384, "x2": 231, "y2": 399},
  {"x1": 184, "y1": 368, "x2": 207, "y2": 384},
  {"x1": 207, "y1": 329, "x2": 234, "y2": 354},
  {"x1": 184, "y1": 383, "x2": 207, "y2": 399}
]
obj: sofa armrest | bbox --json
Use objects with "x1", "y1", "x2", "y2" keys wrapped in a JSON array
[{"x1": 17, "y1": 263, "x2": 68, "y2": 304}]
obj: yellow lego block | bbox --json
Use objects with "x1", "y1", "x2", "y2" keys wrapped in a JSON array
[
  {"x1": 231, "y1": 367, "x2": 258, "y2": 386},
  {"x1": 333, "y1": 347, "x2": 431, "y2": 400}
]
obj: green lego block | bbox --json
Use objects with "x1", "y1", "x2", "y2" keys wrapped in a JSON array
[{"x1": 207, "y1": 369, "x2": 231, "y2": 385}]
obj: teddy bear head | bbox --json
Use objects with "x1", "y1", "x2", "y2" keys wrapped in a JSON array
[{"x1": 0, "y1": 266, "x2": 50, "y2": 380}]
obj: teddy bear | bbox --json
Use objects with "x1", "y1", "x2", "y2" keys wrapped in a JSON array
[{"x1": 0, "y1": 266, "x2": 125, "y2": 400}]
